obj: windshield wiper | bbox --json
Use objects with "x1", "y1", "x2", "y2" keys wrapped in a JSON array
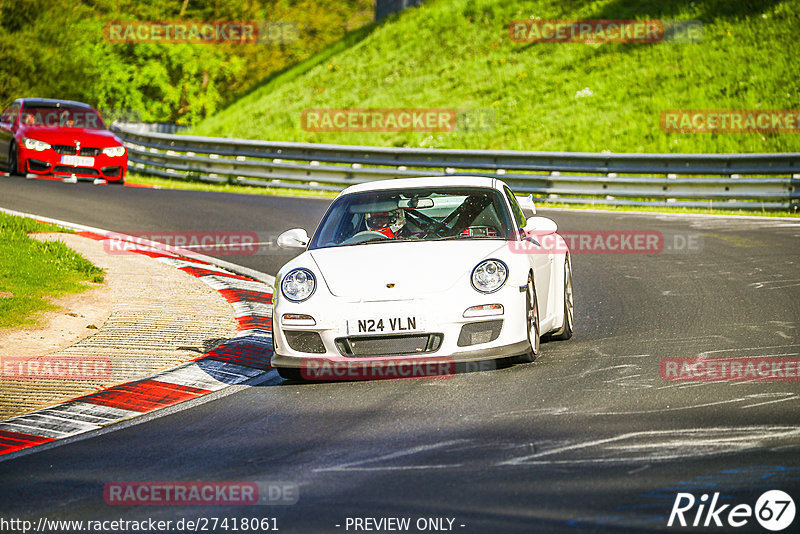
[{"x1": 429, "y1": 235, "x2": 505, "y2": 241}]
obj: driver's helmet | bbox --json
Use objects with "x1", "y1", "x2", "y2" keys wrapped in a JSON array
[
  {"x1": 59, "y1": 109, "x2": 73, "y2": 126},
  {"x1": 366, "y1": 208, "x2": 405, "y2": 238}
]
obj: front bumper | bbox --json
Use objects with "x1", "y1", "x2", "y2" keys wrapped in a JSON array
[
  {"x1": 271, "y1": 282, "x2": 530, "y2": 369},
  {"x1": 20, "y1": 146, "x2": 127, "y2": 182},
  {"x1": 271, "y1": 340, "x2": 530, "y2": 369}
]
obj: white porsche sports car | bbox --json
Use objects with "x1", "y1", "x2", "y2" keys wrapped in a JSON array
[{"x1": 271, "y1": 176, "x2": 573, "y2": 380}]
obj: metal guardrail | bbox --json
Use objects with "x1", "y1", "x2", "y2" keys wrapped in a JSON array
[
  {"x1": 111, "y1": 123, "x2": 799, "y2": 210},
  {"x1": 115, "y1": 122, "x2": 189, "y2": 134}
]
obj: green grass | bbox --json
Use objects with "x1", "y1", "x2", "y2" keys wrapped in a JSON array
[
  {"x1": 190, "y1": 0, "x2": 800, "y2": 154},
  {"x1": 0, "y1": 213, "x2": 105, "y2": 329}
]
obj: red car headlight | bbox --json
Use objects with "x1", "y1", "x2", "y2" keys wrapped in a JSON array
[
  {"x1": 22, "y1": 137, "x2": 51, "y2": 151},
  {"x1": 102, "y1": 146, "x2": 126, "y2": 157}
]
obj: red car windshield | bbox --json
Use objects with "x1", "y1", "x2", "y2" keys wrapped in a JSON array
[{"x1": 20, "y1": 106, "x2": 106, "y2": 130}]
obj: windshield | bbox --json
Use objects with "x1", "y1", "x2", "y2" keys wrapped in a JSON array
[
  {"x1": 309, "y1": 187, "x2": 515, "y2": 249},
  {"x1": 20, "y1": 106, "x2": 107, "y2": 130}
]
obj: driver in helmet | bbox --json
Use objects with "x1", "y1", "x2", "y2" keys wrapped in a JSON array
[
  {"x1": 365, "y1": 208, "x2": 406, "y2": 238},
  {"x1": 60, "y1": 109, "x2": 74, "y2": 127}
]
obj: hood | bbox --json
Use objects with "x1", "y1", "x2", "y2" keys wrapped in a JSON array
[
  {"x1": 18, "y1": 126, "x2": 122, "y2": 148},
  {"x1": 310, "y1": 240, "x2": 508, "y2": 300}
]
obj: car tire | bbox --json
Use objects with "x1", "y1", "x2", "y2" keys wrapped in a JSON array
[
  {"x1": 7, "y1": 141, "x2": 21, "y2": 176},
  {"x1": 513, "y1": 273, "x2": 539, "y2": 364},
  {"x1": 546, "y1": 253, "x2": 574, "y2": 341},
  {"x1": 276, "y1": 367, "x2": 303, "y2": 381}
]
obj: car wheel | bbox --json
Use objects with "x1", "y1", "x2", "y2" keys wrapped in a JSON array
[
  {"x1": 276, "y1": 367, "x2": 303, "y2": 381},
  {"x1": 513, "y1": 273, "x2": 539, "y2": 364},
  {"x1": 546, "y1": 253, "x2": 574, "y2": 341},
  {"x1": 7, "y1": 141, "x2": 21, "y2": 176}
]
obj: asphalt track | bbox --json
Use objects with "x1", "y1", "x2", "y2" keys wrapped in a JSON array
[{"x1": 1, "y1": 176, "x2": 799, "y2": 533}]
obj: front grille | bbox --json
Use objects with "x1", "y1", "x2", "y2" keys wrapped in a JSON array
[
  {"x1": 457, "y1": 320, "x2": 503, "y2": 347},
  {"x1": 52, "y1": 166, "x2": 99, "y2": 176},
  {"x1": 52, "y1": 145, "x2": 101, "y2": 156},
  {"x1": 284, "y1": 331, "x2": 326, "y2": 354},
  {"x1": 336, "y1": 333, "x2": 443, "y2": 357},
  {"x1": 52, "y1": 145, "x2": 76, "y2": 155}
]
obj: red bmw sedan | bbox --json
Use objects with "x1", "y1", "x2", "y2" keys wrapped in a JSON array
[{"x1": 0, "y1": 98, "x2": 128, "y2": 184}]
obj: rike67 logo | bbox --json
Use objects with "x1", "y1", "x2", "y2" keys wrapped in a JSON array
[{"x1": 668, "y1": 490, "x2": 795, "y2": 531}]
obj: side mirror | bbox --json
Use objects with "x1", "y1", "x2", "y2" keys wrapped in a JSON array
[
  {"x1": 277, "y1": 228, "x2": 309, "y2": 249},
  {"x1": 523, "y1": 216, "x2": 558, "y2": 236},
  {"x1": 518, "y1": 194, "x2": 536, "y2": 215}
]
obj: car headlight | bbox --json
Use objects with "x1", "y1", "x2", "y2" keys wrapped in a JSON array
[
  {"x1": 281, "y1": 268, "x2": 316, "y2": 302},
  {"x1": 471, "y1": 259, "x2": 508, "y2": 294},
  {"x1": 22, "y1": 138, "x2": 51, "y2": 151},
  {"x1": 102, "y1": 145, "x2": 126, "y2": 157}
]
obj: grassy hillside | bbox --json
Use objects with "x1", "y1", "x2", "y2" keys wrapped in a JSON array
[{"x1": 192, "y1": 0, "x2": 799, "y2": 153}]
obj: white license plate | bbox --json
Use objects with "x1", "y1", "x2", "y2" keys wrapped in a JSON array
[
  {"x1": 348, "y1": 316, "x2": 422, "y2": 335},
  {"x1": 60, "y1": 155, "x2": 94, "y2": 167}
]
